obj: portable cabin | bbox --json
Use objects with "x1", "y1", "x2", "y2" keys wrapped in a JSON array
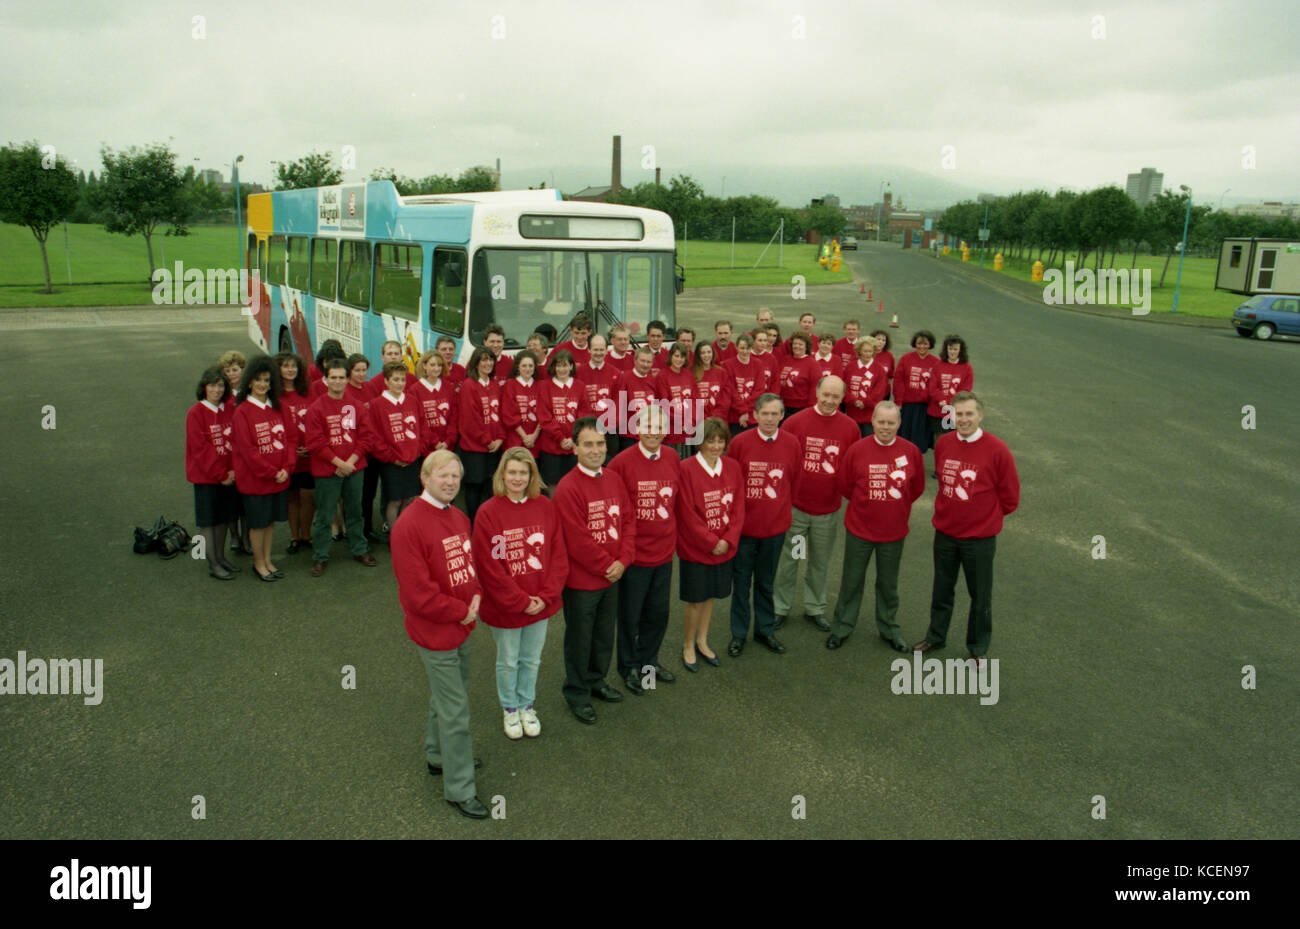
[{"x1": 1215, "y1": 238, "x2": 1300, "y2": 295}]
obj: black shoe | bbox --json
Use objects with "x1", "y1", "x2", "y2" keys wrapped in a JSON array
[
  {"x1": 826, "y1": 634, "x2": 844, "y2": 650},
  {"x1": 208, "y1": 565, "x2": 234, "y2": 581},
  {"x1": 427, "y1": 757, "x2": 482, "y2": 776},
  {"x1": 623, "y1": 671, "x2": 646, "y2": 696},
  {"x1": 755, "y1": 633, "x2": 787, "y2": 654},
  {"x1": 727, "y1": 637, "x2": 745, "y2": 657},
  {"x1": 218, "y1": 559, "x2": 241, "y2": 573},
  {"x1": 698, "y1": 649, "x2": 720, "y2": 667},
  {"x1": 254, "y1": 569, "x2": 277, "y2": 582},
  {"x1": 774, "y1": 615, "x2": 786, "y2": 630},
  {"x1": 365, "y1": 529, "x2": 387, "y2": 544},
  {"x1": 682, "y1": 653, "x2": 699, "y2": 673},
  {"x1": 447, "y1": 797, "x2": 489, "y2": 820},
  {"x1": 591, "y1": 682, "x2": 623, "y2": 703},
  {"x1": 653, "y1": 665, "x2": 676, "y2": 684},
  {"x1": 806, "y1": 614, "x2": 831, "y2": 632},
  {"x1": 880, "y1": 634, "x2": 910, "y2": 653},
  {"x1": 287, "y1": 539, "x2": 301, "y2": 554},
  {"x1": 570, "y1": 703, "x2": 597, "y2": 724}
]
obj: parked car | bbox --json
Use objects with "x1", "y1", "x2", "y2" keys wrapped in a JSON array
[
  {"x1": 1232, "y1": 294, "x2": 1300, "y2": 340},
  {"x1": 841, "y1": 236, "x2": 858, "y2": 250}
]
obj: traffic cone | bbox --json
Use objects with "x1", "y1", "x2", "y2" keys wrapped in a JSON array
[
  {"x1": 859, "y1": 282, "x2": 866, "y2": 294},
  {"x1": 867, "y1": 288, "x2": 872, "y2": 300},
  {"x1": 889, "y1": 314, "x2": 900, "y2": 328},
  {"x1": 876, "y1": 300, "x2": 883, "y2": 313}
]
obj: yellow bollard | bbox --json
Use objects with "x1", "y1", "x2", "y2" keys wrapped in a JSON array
[
  {"x1": 1031, "y1": 260, "x2": 1044, "y2": 282},
  {"x1": 994, "y1": 253, "x2": 1003, "y2": 271},
  {"x1": 961, "y1": 246, "x2": 970, "y2": 262},
  {"x1": 830, "y1": 256, "x2": 842, "y2": 272},
  {"x1": 942, "y1": 246, "x2": 950, "y2": 256}
]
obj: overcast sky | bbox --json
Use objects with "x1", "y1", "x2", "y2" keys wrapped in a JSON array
[{"x1": 3, "y1": 0, "x2": 1297, "y2": 208}]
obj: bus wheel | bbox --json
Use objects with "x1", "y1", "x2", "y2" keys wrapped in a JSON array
[{"x1": 279, "y1": 328, "x2": 293, "y2": 352}]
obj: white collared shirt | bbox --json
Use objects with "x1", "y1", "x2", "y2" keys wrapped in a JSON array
[
  {"x1": 695, "y1": 453, "x2": 723, "y2": 477},
  {"x1": 516, "y1": 376, "x2": 534, "y2": 387},
  {"x1": 246, "y1": 395, "x2": 269, "y2": 410},
  {"x1": 873, "y1": 434, "x2": 897, "y2": 447},
  {"x1": 638, "y1": 442, "x2": 662, "y2": 461},
  {"x1": 421, "y1": 377, "x2": 440, "y2": 392},
  {"x1": 958, "y1": 427, "x2": 984, "y2": 443},
  {"x1": 420, "y1": 490, "x2": 450, "y2": 509},
  {"x1": 552, "y1": 376, "x2": 573, "y2": 388},
  {"x1": 757, "y1": 427, "x2": 779, "y2": 442},
  {"x1": 383, "y1": 391, "x2": 404, "y2": 405},
  {"x1": 577, "y1": 463, "x2": 602, "y2": 478},
  {"x1": 200, "y1": 399, "x2": 220, "y2": 414}
]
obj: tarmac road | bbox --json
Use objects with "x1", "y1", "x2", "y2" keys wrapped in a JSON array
[{"x1": 1, "y1": 242, "x2": 1296, "y2": 839}]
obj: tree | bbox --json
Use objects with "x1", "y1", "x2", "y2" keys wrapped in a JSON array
[
  {"x1": 99, "y1": 142, "x2": 193, "y2": 279},
  {"x1": 275, "y1": 151, "x2": 342, "y2": 190},
  {"x1": 0, "y1": 141, "x2": 80, "y2": 293},
  {"x1": 455, "y1": 165, "x2": 499, "y2": 192},
  {"x1": 805, "y1": 203, "x2": 847, "y2": 238}
]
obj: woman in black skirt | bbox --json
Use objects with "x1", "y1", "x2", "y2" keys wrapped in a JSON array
[
  {"x1": 457, "y1": 347, "x2": 505, "y2": 520},
  {"x1": 185, "y1": 366, "x2": 241, "y2": 579}
]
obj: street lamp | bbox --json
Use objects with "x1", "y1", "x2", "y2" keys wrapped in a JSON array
[
  {"x1": 1172, "y1": 185, "x2": 1192, "y2": 314},
  {"x1": 1218, "y1": 188, "x2": 1230, "y2": 211},
  {"x1": 876, "y1": 180, "x2": 890, "y2": 242},
  {"x1": 232, "y1": 154, "x2": 245, "y2": 270}
]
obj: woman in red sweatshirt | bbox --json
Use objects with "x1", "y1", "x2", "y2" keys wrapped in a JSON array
[
  {"x1": 693, "y1": 341, "x2": 732, "y2": 440},
  {"x1": 411, "y1": 350, "x2": 459, "y2": 456},
  {"x1": 457, "y1": 347, "x2": 505, "y2": 521},
  {"x1": 892, "y1": 329, "x2": 939, "y2": 454},
  {"x1": 500, "y1": 350, "x2": 543, "y2": 456},
  {"x1": 675, "y1": 417, "x2": 745, "y2": 671},
  {"x1": 275, "y1": 352, "x2": 315, "y2": 554},
  {"x1": 927, "y1": 334, "x2": 975, "y2": 447},
  {"x1": 777, "y1": 331, "x2": 816, "y2": 419},
  {"x1": 471, "y1": 449, "x2": 568, "y2": 740},
  {"x1": 537, "y1": 349, "x2": 584, "y2": 490},
  {"x1": 185, "y1": 365, "x2": 239, "y2": 580},
  {"x1": 842, "y1": 338, "x2": 890, "y2": 436},
  {"x1": 657, "y1": 344, "x2": 696, "y2": 456},
  {"x1": 368, "y1": 361, "x2": 425, "y2": 535},
  {"x1": 869, "y1": 329, "x2": 896, "y2": 392},
  {"x1": 232, "y1": 356, "x2": 296, "y2": 581}
]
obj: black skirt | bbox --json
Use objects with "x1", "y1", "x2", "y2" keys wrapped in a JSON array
[
  {"x1": 289, "y1": 470, "x2": 316, "y2": 490},
  {"x1": 460, "y1": 448, "x2": 502, "y2": 485},
  {"x1": 538, "y1": 452, "x2": 575, "y2": 488},
  {"x1": 899, "y1": 402, "x2": 931, "y2": 453},
  {"x1": 380, "y1": 461, "x2": 422, "y2": 502},
  {"x1": 194, "y1": 483, "x2": 238, "y2": 528},
  {"x1": 679, "y1": 558, "x2": 735, "y2": 604},
  {"x1": 243, "y1": 490, "x2": 289, "y2": 529}
]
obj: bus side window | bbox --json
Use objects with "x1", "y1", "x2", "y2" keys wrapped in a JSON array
[
  {"x1": 267, "y1": 236, "x2": 286, "y2": 286},
  {"x1": 287, "y1": 236, "x2": 310, "y2": 291},
  {"x1": 373, "y1": 243, "x2": 422, "y2": 322},
  {"x1": 432, "y1": 248, "x2": 466, "y2": 334},
  {"x1": 338, "y1": 240, "x2": 372, "y2": 311},
  {"x1": 311, "y1": 238, "x2": 338, "y2": 302}
]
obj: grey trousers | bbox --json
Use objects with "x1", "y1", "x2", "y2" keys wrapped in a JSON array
[
  {"x1": 774, "y1": 506, "x2": 842, "y2": 618},
  {"x1": 830, "y1": 533, "x2": 905, "y2": 642},
  {"x1": 416, "y1": 639, "x2": 476, "y2": 803}
]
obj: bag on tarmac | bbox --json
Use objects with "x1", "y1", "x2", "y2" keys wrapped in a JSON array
[
  {"x1": 133, "y1": 515, "x2": 168, "y2": 554},
  {"x1": 133, "y1": 515, "x2": 193, "y2": 559}
]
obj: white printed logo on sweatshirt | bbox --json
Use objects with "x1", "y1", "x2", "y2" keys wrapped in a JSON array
[{"x1": 940, "y1": 459, "x2": 979, "y2": 501}]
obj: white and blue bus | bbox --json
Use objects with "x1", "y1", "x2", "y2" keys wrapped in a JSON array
[{"x1": 244, "y1": 181, "x2": 680, "y2": 370}]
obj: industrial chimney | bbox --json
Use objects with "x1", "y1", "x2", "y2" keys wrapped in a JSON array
[
  {"x1": 611, "y1": 135, "x2": 621, "y2": 196},
  {"x1": 655, "y1": 167, "x2": 661, "y2": 186}
]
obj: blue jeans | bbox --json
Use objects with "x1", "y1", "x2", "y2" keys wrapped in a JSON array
[{"x1": 489, "y1": 620, "x2": 549, "y2": 709}]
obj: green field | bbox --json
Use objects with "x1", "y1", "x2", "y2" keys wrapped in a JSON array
[
  {"x1": 935, "y1": 246, "x2": 1235, "y2": 318},
  {"x1": 0, "y1": 223, "x2": 244, "y2": 307},
  {"x1": 677, "y1": 239, "x2": 854, "y2": 287}
]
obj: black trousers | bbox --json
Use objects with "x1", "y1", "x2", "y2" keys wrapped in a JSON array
[
  {"x1": 361, "y1": 462, "x2": 380, "y2": 532},
  {"x1": 730, "y1": 532, "x2": 785, "y2": 638},
  {"x1": 923, "y1": 530, "x2": 996, "y2": 656},
  {"x1": 616, "y1": 560, "x2": 672, "y2": 676},
  {"x1": 561, "y1": 585, "x2": 618, "y2": 707}
]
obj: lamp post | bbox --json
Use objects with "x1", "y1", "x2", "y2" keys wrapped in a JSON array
[
  {"x1": 876, "y1": 180, "x2": 889, "y2": 242},
  {"x1": 231, "y1": 154, "x2": 244, "y2": 270},
  {"x1": 1172, "y1": 185, "x2": 1192, "y2": 314},
  {"x1": 1218, "y1": 188, "x2": 1230, "y2": 211}
]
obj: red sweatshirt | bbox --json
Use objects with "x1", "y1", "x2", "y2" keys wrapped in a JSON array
[
  {"x1": 753, "y1": 350, "x2": 781, "y2": 390},
  {"x1": 607, "y1": 443, "x2": 680, "y2": 566},
  {"x1": 365, "y1": 370, "x2": 391, "y2": 400},
  {"x1": 304, "y1": 392, "x2": 371, "y2": 478},
  {"x1": 550, "y1": 339, "x2": 591, "y2": 370},
  {"x1": 410, "y1": 377, "x2": 458, "y2": 453},
  {"x1": 613, "y1": 368, "x2": 660, "y2": 439},
  {"x1": 893, "y1": 351, "x2": 939, "y2": 404},
  {"x1": 723, "y1": 355, "x2": 770, "y2": 425},
  {"x1": 648, "y1": 346, "x2": 669, "y2": 369},
  {"x1": 655, "y1": 367, "x2": 695, "y2": 445},
  {"x1": 554, "y1": 465, "x2": 637, "y2": 590},
  {"x1": 308, "y1": 377, "x2": 330, "y2": 402},
  {"x1": 806, "y1": 353, "x2": 843, "y2": 404},
  {"x1": 471, "y1": 494, "x2": 568, "y2": 628},
  {"x1": 696, "y1": 367, "x2": 731, "y2": 423},
  {"x1": 537, "y1": 377, "x2": 585, "y2": 456},
  {"x1": 926, "y1": 361, "x2": 974, "y2": 418},
  {"x1": 842, "y1": 359, "x2": 889, "y2": 424},
  {"x1": 344, "y1": 382, "x2": 370, "y2": 406},
  {"x1": 367, "y1": 390, "x2": 424, "y2": 465},
  {"x1": 876, "y1": 349, "x2": 896, "y2": 388},
  {"x1": 727, "y1": 427, "x2": 801, "y2": 537},
  {"x1": 832, "y1": 337, "x2": 859, "y2": 372},
  {"x1": 578, "y1": 362, "x2": 620, "y2": 424},
  {"x1": 933, "y1": 430, "x2": 1020, "y2": 539},
  {"x1": 185, "y1": 400, "x2": 233, "y2": 485},
  {"x1": 279, "y1": 388, "x2": 313, "y2": 473},
  {"x1": 713, "y1": 341, "x2": 738, "y2": 365},
  {"x1": 604, "y1": 348, "x2": 634, "y2": 373},
  {"x1": 500, "y1": 377, "x2": 542, "y2": 453},
  {"x1": 493, "y1": 353, "x2": 514, "y2": 383},
  {"x1": 838, "y1": 435, "x2": 924, "y2": 542},
  {"x1": 390, "y1": 495, "x2": 481, "y2": 651},
  {"x1": 783, "y1": 334, "x2": 819, "y2": 355},
  {"x1": 783, "y1": 406, "x2": 861, "y2": 515},
  {"x1": 444, "y1": 362, "x2": 467, "y2": 391},
  {"x1": 777, "y1": 354, "x2": 817, "y2": 410},
  {"x1": 231, "y1": 398, "x2": 295, "y2": 495},
  {"x1": 457, "y1": 377, "x2": 505, "y2": 453},
  {"x1": 675, "y1": 454, "x2": 745, "y2": 564}
]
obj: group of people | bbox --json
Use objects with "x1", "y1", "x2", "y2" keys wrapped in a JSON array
[{"x1": 183, "y1": 308, "x2": 1019, "y2": 821}]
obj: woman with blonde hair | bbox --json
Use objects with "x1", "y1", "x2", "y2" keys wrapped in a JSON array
[{"x1": 471, "y1": 448, "x2": 568, "y2": 739}]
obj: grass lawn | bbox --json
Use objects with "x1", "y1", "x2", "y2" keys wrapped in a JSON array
[
  {"x1": 936, "y1": 247, "x2": 1239, "y2": 318},
  {"x1": 0, "y1": 223, "x2": 243, "y2": 307},
  {"x1": 678, "y1": 239, "x2": 854, "y2": 288}
]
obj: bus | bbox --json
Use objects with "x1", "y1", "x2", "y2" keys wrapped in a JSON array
[{"x1": 243, "y1": 181, "x2": 681, "y2": 374}]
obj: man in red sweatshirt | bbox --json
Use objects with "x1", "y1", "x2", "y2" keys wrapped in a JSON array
[
  {"x1": 914, "y1": 392, "x2": 1019, "y2": 665},
  {"x1": 727, "y1": 393, "x2": 800, "y2": 655},
  {"x1": 827, "y1": 401, "x2": 924, "y2": 652},
  {"x1": 774, "y1": 375, "x2": 860, "y2": 631},
  {"x1": 554, "y1": 417, "x2": 637, "y2": 724},
  {"x1": 390, "y1": 449, "x2": 488, "y2": 820},
  {"x1": 607, "y1": 404, "x2": 679, "y2": 694}
]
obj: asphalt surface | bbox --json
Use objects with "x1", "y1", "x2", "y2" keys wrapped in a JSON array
[{"x1": 1, "y1": 240, "x2": 1296, "y2": 839}]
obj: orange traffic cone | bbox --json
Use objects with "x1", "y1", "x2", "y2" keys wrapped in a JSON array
[
  {"x1": 889, "y1": 313, "x2": 900, "y2": 328},
  {"x1": 859, "y1": 282, "x2": 866, "y2": 294},
  {"x1": 876, "y1": 300, "x2": 883, "y2": 313},
  {"x1": 867, "y1": 289, "x2": 872, "y2": 300}
]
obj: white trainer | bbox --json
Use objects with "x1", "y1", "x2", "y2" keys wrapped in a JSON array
[
  {"x1": 520, "y1": 705, "x2": 541, "y2": 738},
  {"x1": 503, "y1": 708, "x2": 524, "y2": 740}
]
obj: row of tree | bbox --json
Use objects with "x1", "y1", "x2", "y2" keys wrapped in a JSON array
[{"x1": 937, "y1": 187, "x2": 1299, "y2": 287}]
